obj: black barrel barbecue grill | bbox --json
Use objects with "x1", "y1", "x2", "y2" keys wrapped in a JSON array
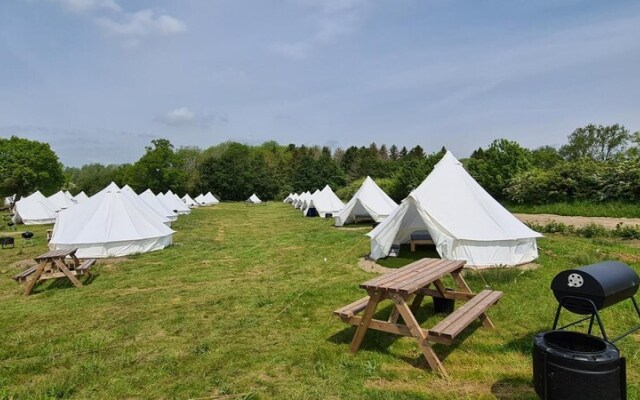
[{"x1": 551, "y1": 261, "x2": 640, "y2": 342}]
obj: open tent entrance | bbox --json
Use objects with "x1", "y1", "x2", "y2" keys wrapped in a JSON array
[{"x1": 305, "y1": 207, "x2": 319, "y2": 217}]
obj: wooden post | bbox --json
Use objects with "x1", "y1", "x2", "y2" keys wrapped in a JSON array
[{"x1": 54, "y1": 259, "x2": 83, "y2": 288}]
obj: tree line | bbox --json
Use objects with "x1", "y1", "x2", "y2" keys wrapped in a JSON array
[{"x1": 1, "y1": 123, "x2": 639, "y2": 204}]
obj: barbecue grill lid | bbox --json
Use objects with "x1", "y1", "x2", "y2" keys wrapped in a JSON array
[{"x1": 551, "y1": 261, "x2": 640, "y2": 308}]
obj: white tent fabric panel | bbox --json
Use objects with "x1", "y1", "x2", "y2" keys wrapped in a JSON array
[
  {"x1": 50, "y1": 185, "x2": 175, "y2": 258},
  {"x1": 203, "y1": 192, "x2": 219, "y2": 204},
  {"x1": 74, "y1": 192, "x2": 89, "y2": 203},
  {"x1": 182, "y1": 194, "x2": 199, "y2": 207},
  {"x1": 12, "y1": 191, "x2": 57, "y2": 225},
  {"x1": 304, "y1": 186, "x2": 344, "y2": 217},
  {"x1": 367, "y1": 151, "x2": 541, "y2": 268},
  {"x1": 165, "y1": 190, "x2": 191, "y2": 214},
  {"x1": 247, "y1": 194, "x2": 262, "y2": 203},
  {"x1": 335, "y1": 176, "x2": 397, "y2": 226},
  {"x1": 140, "y1": 189, "x2": 178, "y2": 222},
  {"x1": 48, "y1": 190, "x2": 76, "y2": 211},
  {"x1": 120, "y1": 185, "x2": 172, "y2": 225},
  {"x1": 195, "y1": 194, "x2": 206, "y2": 205}
]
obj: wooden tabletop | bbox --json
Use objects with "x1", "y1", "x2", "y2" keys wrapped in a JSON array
[
  {"x1": 34, "y1": 248, "x2": 77, "y2": 262},
  {"x1": 360, "y1": 258, "x2": 466, "y2": 295}
]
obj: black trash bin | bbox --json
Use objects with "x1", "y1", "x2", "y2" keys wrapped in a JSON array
[
  {"x1": 532, "y1": 330, "x2": 626, "y2": 400},
  {"x1": 433, "y1": 288, "x2": 455, "y2": 314}
]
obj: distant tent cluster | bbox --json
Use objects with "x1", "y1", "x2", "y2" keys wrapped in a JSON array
[
  {"x1": 9, "y1": 185, "x2": 220, "y2": 258},
  {"x1": 284, "y1": 185, "x2": 344, "y2": 218}
]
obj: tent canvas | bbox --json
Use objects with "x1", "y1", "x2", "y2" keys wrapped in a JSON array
[
  {"x1": 48, "y1": 190, "x2": 76, "y2": 211},
  {"x1": 335, "y1": 176, "x2": 397, "y2": 226},
  {"x1": 203, "y1": 192, "x2": 219, "y2": 205},
  {"x1": 283, "y1": 193, "x2": 294, "y2": 203},
  {"x1": 304, "y1": 186, "x2": 344, "y2": 218},
  {"x1": 367, "y1": 151, "x2": 542, "y2": 268},
  {"x1": 120, "y1": 185, "x2": 172, "y2": 225},
  {"x1": 140, "y1": 189, "x2": 178, "y2": 222},
  {"x1": 294, "y1": 191, "x2": 310, "y2": 209},
  {"x1": 165, "y1": 190, "x2": 191, "y2": 214},
  {"x1": 195, "y1": 194, "x2": 206, "y2": 205},
  {"x1": 50, "y1": 185, "x2": 175, "y2": 258},
  {"x1": 74, "y1": 191, "x2": 89, "y2": 203},
  {"x1": 182, "y1": 194, "x2": 199, "y2": 207},
  {"x1": 246, "y1": 193, "x2": 262, "y2": 203},
  {"x1": 12, "y1": 191, "x2": 57, "y2": 225}
]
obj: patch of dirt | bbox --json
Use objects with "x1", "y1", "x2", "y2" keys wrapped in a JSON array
[
  {"x1": 358, "y1": 257, "x2": 392, "y2": 274},
  {"x1": 515, "y1": 213, "x2": 640, "y2": 230},
  {"x1": 8, "y1": 259, "x2": 37, "y2": 269}
]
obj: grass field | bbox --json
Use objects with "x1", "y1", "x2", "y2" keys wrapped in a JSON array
[
  {"x1": 1, "y1": 203, "x2": 639, "y2": 399},
  {"x1": 506, "y1": 201, "x2": 640, "y2": 218}
]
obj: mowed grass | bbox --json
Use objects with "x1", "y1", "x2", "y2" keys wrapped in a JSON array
[
  {"x1": 507, "y1": 201, "x2": 640, "y2": 218},
  {"x1": 0, "y1": 203, "x2": 638, "y2": 399}
]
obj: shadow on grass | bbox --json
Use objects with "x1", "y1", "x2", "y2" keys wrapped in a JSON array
[
  {"x1": 30, "y1": 273, "x2": 99, "y2": 295},
  {"x1": 491, "y1": 375, "x2": 537, "y2": 400},
  {"x1": 328, "y1": 300, "x2": 485, "y2": 369},
  {"x1": 376, "y1": 245, "x2": 441, "y2": 269}
]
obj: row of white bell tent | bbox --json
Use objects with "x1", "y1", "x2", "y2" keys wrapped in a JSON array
[
  {"x1": 285, "y1": 152, "x2": 543, "y2": 268},
  {"x1": 182, "y1": 192, "x2": 220, "y2": 207},
  {"x1": 10, "y1": 185, "x2": 223, "y2": 226},
  {"x1": 284, "y1": 185, "x2": 344, "y2": 218},
  {"x1": 48, "y1": 183, "x2": 176, "y2": 258}
]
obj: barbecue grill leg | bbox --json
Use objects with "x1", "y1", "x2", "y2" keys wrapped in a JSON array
[
  {"x1": 552, "y1": 304, "x2": 562, "y2": 330},
  {"x1": 594, "y1": 311, "x2": 608, "y2": 342},
  {"x1": 632, "y1": 297, "x2": 640, "y2": 319},
  {"x1": 588, "y1": 315, "x2": 595, "y2": 335}
]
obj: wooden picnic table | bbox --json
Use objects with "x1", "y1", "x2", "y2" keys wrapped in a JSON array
[
  {"x1": 334, "y1": 258, "x2": 503, "y2": 378},
  {"x1": 13, "y1": 248, "x2": 95, "y2": 296}
]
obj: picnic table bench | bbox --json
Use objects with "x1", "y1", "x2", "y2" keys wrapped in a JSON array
[
  {"x1": 334, "y1": 258, "x2": 502, "y2": 378},
  {"x1": 13, "y1": 248, "x2": 96, "y2": 295}
]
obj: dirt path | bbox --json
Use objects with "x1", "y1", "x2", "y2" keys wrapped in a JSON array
[{"x1": 514, "y1": 213, "x2": 640, "y2": 229}]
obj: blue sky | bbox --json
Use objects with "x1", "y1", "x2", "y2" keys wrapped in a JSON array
[{"x1": 1, "y1": 0, "x2": 639, "y2": 166}]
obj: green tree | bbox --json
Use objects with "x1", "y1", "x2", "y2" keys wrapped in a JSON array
[
  {"x1": 559, "y1": 124, "x2": 630, "y2": 161},
  {"x1": 129, "y1": 139, "x2": 185, "y2": 194},
  {"x1": 0, "y1": 135, "x2": 64, "y2": 198},
  {"x1": 466, "y1": 139, "x2": 533, "y2": 199}
]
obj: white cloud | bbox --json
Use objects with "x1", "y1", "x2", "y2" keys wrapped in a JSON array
[
  {"x1": 271, "y1": 0, "x2": 368, "y2": 59},
  {"x1": 50, "y1": 0, "x2": 186, "y2": 45},
  {"x1": 96, "y1": 9, "x2": 186, "y2": 38},
  {"x1": 160, "y1": 107, "x2": 196, "y2": 126},
  {"x1": 54, "y1": 0, "x2": 121, "y2": 13}
]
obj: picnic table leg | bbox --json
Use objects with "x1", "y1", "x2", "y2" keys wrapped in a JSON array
[
  {"x1": 451, "y1": 270, "x2": 494, "y2": 329},
  {"x1": 54, "y1": 259, "x2": 83, "y2": 288},
  {"x1": 388, "y1": 305, "x2": 401, "y2": 323},
  {"x1": 24, "y1": 262, "x2": 47, "y2": 296},
  {"x1": 349, "y1": 291, "x2": 382, "y2": 353},
  {"x1": 391, "y1": 293, "x2": 449, "y2": 379},
  {"x1": 410, "y1": 293, "x2": 425, "y2": 314}
]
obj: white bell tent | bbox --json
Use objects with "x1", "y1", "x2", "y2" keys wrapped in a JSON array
[
  {"x1": 165, "y1": 190, "x2": 191, "y2": 214},
  {"x1": 195, "y1": 194, "x2": 206, "y2": 205},
  {"x1": 182, "y1": 194, "x2": 199, "y2": 207},
  {"x1": 49, "y1": 184, "x2": 175, "y2": 258},
  {"x1": 246, "y1": 194, "x2": 262, "y2": 203},
  {"x1": 48, "y1": 190, "x2": 76, "y2": 211},
  {"x1": 140, "y1": 189, "x2": 178, "y2": 222},
  {"x1": 74, "y1": 191, "x2": 89, "y2": 203},
  {"x1": 203, "y1": 192, "x2": 219, "y2": 205},
  {"x1": 283, "y1": 193, "x2": 294, "y2": 203},
  {"x1": 367, "y1": 151, "x2": 542, "y2": 268},
  {"x1": 12, "y1": 191, "x2": 57, "y2": 225},
  {"x1": 335, "y1": 176, "x2": 398, "y2": 226},
  {"x1": 304, "y1": 186, "x2": 344, "y2": 217}
]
